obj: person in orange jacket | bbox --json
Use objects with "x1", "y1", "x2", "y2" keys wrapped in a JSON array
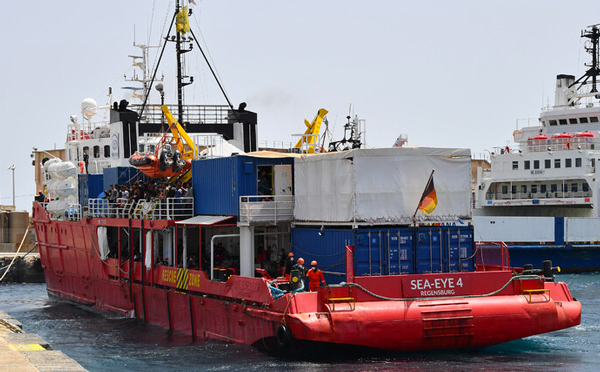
[{"x1": 306, "y1": 260, "x2": 326, "y2": 291}]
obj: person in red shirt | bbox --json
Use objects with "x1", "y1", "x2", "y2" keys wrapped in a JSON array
[{"x1": 306, "y1": 260, "x2": 326, "y2": 291}]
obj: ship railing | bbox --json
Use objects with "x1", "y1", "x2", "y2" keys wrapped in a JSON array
[
  {"x1": 485, "y1": 190, "x2": 593, "y2": 201},
  {"x1": 87, "y1": 197, "x2": 194, "y2": 220},
  {"x1": 131, "y1": 104, "x2": 231, "y2": 125},
  {"x1": 239, "y1": 195, "x2": 294, "y2": 224},
  {"x1": 475, "y1": 241, "x2": 511, "y2": 271}
]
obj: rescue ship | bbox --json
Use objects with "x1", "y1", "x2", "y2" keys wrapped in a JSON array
[{"x1": 31, "y1": 1, "x2": 581, "y2": 352}]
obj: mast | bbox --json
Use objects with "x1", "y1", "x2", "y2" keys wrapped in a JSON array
[
  {"x1": 568, "y1": 25, "x2": 600, "y2": 100},
  {"x1": 173, "y1": 0, "x2": 193, "y2": 124}
]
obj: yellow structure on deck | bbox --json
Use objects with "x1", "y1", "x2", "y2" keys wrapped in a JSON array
[{"x1": 294, "y1": 108, "x2": 328, "y2": 153}]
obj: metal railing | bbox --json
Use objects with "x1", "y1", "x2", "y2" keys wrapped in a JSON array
[
  {"x1": 132, "y1": 104, "x2": 231, "y2": 125},
  {"x1": 485, "y1": 190, "x2": 592, "y2": 201},
  {"x1": 87, "y1": 197, "x2": 194, "y2": 220},
  {"x1": 239, "y1": 195, "x2": 294, "y2": 224},
  {"x1": 475, "y1": 241, "x2": 510, "y2": 271}
]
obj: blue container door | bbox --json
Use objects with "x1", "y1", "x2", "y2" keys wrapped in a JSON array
[
  {"x1": 385, "y1": 228, "x2": 413, "y2": 275},
  {"x1": 355, "y1": 228, "x2": 413, "y2": 276},
  {"x1": 443, "y1": 226, "x2": 474, "y2": 272},
  {"x1": 355, "y1": 230, "x2": 383, "y2": 276},
  {"x1": 415, "y1": 227, "x2": 443, "y2": 274}
]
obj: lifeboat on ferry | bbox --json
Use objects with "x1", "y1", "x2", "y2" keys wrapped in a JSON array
[
  {"x1": 533, "y1": 134, "x2": 548, "y2": 140},
  {"x1": 551, "y1": 132, "x2": 573, "y2": 138},
  {"x1": 576, "y1": 131, "x2": 595, "y2": 137},
  {"x1": 129, "y1": 105, "x2": 197, "y2": 179}
]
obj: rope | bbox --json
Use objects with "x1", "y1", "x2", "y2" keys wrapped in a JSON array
[
  {"x1": 0, "y1": 245, "x2": 38, "y2": 272},
  {"x1": 344, "y1": 274, "x2": 544, "y2": 302},
  {"x1": 0, "y1": 228, "x2": 30, "y2": 282}
]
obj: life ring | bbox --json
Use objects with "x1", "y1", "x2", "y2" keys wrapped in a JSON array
[{"x1": 276, "y1": 324, "x2": 292, "y2": 349}]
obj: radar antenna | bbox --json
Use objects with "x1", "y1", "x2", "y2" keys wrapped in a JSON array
[{"x1": 569, "y1": 25, "x2": 600, "y2": 97}]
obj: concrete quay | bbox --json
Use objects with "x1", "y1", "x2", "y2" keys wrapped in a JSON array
[{"x1": 0, "y1": 310, "x2": 87, "y2": 372}]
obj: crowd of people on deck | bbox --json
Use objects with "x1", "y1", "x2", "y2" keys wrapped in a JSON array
[{"x1": 102, "y1": 179, "x2": 193, "y2": 205}]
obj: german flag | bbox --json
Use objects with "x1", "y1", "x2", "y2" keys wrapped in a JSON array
[{"x1": 418, "y1": 173, "x2": 437, "y2": 214}]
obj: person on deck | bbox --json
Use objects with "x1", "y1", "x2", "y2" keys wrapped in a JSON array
[
  {"x1": 283, "y1": 252, "x2": 295, "y2": 278},
  {"x1": 306, "y1": 260, "x2": 326, "y2": 291},
  {"x1": 34, "y1": 190, "x2": 45, "y2": 203}
]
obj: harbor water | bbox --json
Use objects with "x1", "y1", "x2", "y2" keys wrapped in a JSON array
[{"x1": 1, "y1": 274, "x2": 599, "y2": 372}]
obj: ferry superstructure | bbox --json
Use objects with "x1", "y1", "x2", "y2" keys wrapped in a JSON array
[{"x1": 474, "y1": 25, "x2": 600, "y2": 271}]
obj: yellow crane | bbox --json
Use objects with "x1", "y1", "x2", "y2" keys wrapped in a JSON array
[{"x1": 294, "y1": 108, "x2": 328, "y2": 153}]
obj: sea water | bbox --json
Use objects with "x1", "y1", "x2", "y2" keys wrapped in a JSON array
[{"x1": 1, "y1": 273, "x2": 598, "y2": 372}]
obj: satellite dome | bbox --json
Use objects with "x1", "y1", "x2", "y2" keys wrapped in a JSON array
[{"x1": 81, "y1": 98, "x2": 98, "y2": 120}]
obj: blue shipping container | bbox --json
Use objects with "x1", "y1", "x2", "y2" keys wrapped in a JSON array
[
  {"x1": 103, "y1": 166, "x2": 147, "y2": 191},
  {"x1": 291, "y1": 227, "x2": 353, "y2": 285},
  {"x1": 415, "y1": 226, "x2": 474, "y2": 274},
  {"x1": 355, "y1": 228, "x2": 413, "y2": 276},
  {"x1": 78, "y1": 174, "x2": 104, "y2": 206},
  {"x1": 192, "y1": 156, "x2": 294, "y2": 217}
]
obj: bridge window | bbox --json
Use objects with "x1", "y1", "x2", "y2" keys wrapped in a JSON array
[
  {"x1": 554, "y1": 159, "x2": 561, "y2": 168},
  {"x1": 566, "y1": 158, "x2": 572, "y2": 168},
  {"x1": 576, "y1": 158, "x2": 582, "y2": 167},
  {"x1": 545, "y1": 159, "x2": 551, "y2": 168},
  {"x1": 524, "y1": 160, "x2": 531, "y2": 170},
  {"x1": 583, "y1": 183, "x2": 589, "y2": 192},
  {"x1": 512, "y1": 161, "x2": 518, "y2": 170},
  {"x1": 533, "y1": 160, "x2": 540, "y2": 169},
  {"x1": 549, "y1": 120, "x2": 558, "y2": 126},
  {"x1": 591, "y1": 117, "x2": 599, "y2": 123},
  {"x1": 93, "y1": 145, "x2": 100, "y2": 158},
  {"x1": 559, "y1": 119, "x2": 568, "y2": 125},
  {"x1": 104, "y1": 145, "x2": 110, "y2": 158},
  {"x1": 569, "y1": 118, "x2": 578, "y2": 124},
  {"x1": 580, "y1": 117, "x2": 589, "y2": 123}
]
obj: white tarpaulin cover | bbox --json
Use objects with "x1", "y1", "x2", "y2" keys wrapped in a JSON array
[
  {"x1": 97, "y1": 226, "x2": 109, "y2": 260},
  {"x1": 294, "y1": 147, "x2": 472, "y2": 223}
]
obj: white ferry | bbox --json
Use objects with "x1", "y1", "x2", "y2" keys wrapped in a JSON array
[{"x1": 474, "y1": 25, "x2": 600, "y2": 272}]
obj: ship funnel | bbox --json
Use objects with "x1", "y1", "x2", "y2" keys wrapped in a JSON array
[{"x1": 554, "y1": 74, "x2": 575, "y2": 107}]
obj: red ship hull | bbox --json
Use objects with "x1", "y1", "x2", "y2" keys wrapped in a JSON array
[{"x1": 33, "y1": 203, "x2": 581, "y2": 351}]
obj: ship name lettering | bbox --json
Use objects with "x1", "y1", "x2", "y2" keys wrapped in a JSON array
[
  {"x1": 410, "y1": 277, "x2": 463, "y2": 291},
  {"x1": 162, "y1": 269, "x2": 177, "y2": 283},
  {"x1": 188, "y1": 273, "x2": 201, "y2": 288}
]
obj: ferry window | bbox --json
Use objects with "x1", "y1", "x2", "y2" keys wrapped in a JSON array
[
  {"x1": 502, "y1": 185, "x2": 508, "y2": 194},
  {"x1": 533, "y1": 160, "x2": 540, "y2": 169},
  {"x1": 511, "y1": 185, "x2": 517, "y2": 194},
  {"x1": 524, "y1": 160, "x2": 531, "y2": 170},
  {"x1": 563, "y1": 184, "x2": 569, "y2": 192},
  {"x1": 559, "y1": 119, "x2": 568, "y2": 125},
  {"x1": 551, "y1": 184, "x2": 557, "y2": 192},
  {"x1": 565, "y1": 158, "x2": 572, "y2": 168},
  {"x1": 104, "y1": 145, "x2": 110, "y2": 158},
  {"x1": 521, "y1": 185, "x2": 527, "y2": 194},
  {"x1": 576, "y1": 158, "x2": 582, "y2": 167},
  {"x1": 569, "y1": 118, "x2": 578, "y2": 124},
  {"x1": 572, "y1": 183, "x2": 578, "y2": 192},
  {"x1": 549, "y1": 120, "x2": 558, "y2": 126},
  {"x1": 512, "y1": 161, "x2": 518, "y2": 170},
  {"x1": 541, "y1": 184, "x2": 547, "y2": 193},
  {"x1": 531, "y1": 185, "x2": 538, "y2": 194},
  {"x1": 580, "y1": 117, "x2": 589, "y2": 124},
  {"x1": 93, "y1": 145, "x2": 100, "y2": 158},
  {"x1": 554, "y1": 159, "x2": 561, "y2": 168},
  {"x1": 583, "y1": 183, "x2": 589, "y2": 192},
  {"x1": 545, "y1": 159, "x2": 551, "y2": 168},
  {"x1": 591, "y1": 117, "x2": 599, "y2": 123}
]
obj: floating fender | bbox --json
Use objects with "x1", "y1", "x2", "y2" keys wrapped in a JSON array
[{"x1": 276, "y1": 325, "x2": 292, "y2": 349}]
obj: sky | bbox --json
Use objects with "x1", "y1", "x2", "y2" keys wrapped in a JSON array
[{"x1": 2, "y1": 0, "x2": 600, "y2": 211}]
